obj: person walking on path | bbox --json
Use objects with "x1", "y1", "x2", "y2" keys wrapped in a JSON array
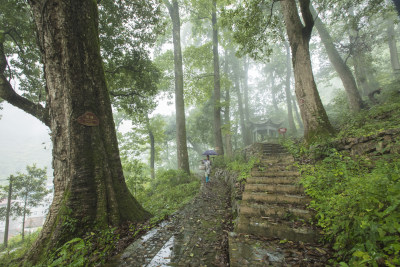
[{"x1": 204, "y1": 155, "x2": 211, "y2": 183}]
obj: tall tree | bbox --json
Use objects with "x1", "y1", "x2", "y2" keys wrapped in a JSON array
[
  {"x1": 242, "y1": 57, "x2": 252, "y2": 145},
  {"x1": 163, "y1": 0, "x2": 191, "y2": 173},
  {"x1": 1, "y1": 0, "x2": 151, "y2": 262},
  {"x1": 281, "y1": 0, "x2": 334, "y2": 142},
  {"x1": 13, "y1": 165, "x2": 49, "y2": 241},
  {"x1": 212, "y1": 0, "x2": 225, "y2": 155},
  {"x1": 223, "y1": 50, "x2": 233, "y2": 156},
  {"x1": 283, "y1": 40, "x2": 297, "y2": 135},
  {"x1": 310, "y1": 4, "x2": 364, "y2": 112}
]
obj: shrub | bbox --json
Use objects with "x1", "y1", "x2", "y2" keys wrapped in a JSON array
[{"x1": 300, "y1": 152, "x2": 400, "y2": 266}]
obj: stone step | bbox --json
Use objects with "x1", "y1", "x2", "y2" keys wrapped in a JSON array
[
  {"x1": 252, "y1": 165, "x2": 297, "y2": 172},
  {"x1": 236, "y1": 216, "x2": 319, "y2": 243},
  {"x1": 260, "y1": 156, "x2": 294, "y2": 164},
  {"x1": 247, "y1": 176, "x2": 300, "y2": 185},
  {"x1": 242, "y1": 192, "x2": 310, "y2": 206},
  {"x1": 239, "y1": 203, "x2": 313, "y2": 221},
  {"x1": 251, "y1": 170, "x2": 300, "y2": 177},
  {"x1": 245, "y1": 184, "x2": 304, "y2": 194}
]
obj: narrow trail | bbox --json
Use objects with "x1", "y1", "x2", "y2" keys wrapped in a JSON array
[{"x1": 109, "y1": 176, "x2": 232, "y2": 266}]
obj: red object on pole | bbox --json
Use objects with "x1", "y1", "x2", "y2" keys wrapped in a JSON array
[{"x1": 278, "y1": 128, "x2": 287, "y2": 134}]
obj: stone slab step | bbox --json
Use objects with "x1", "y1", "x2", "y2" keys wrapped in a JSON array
[
  {"x1": 252, "y1": 165, "x2": 297, "y2": 172},
  {"x1": 251, "y1": 170, "x2": 300, "y2": 177},
  {"x1": 247, "y1": 176, "x2": 300, "y2": 185},
  {"x1": 245, "y1": 184, "x2": 304, "y2": 194},
  {"x1": 242, "y1": 192, "x2": 310, "y2": 206},
  {"x1": 236, "y1": 216, "x2": 319, "y2": 243},
  {"x1": 260, "y1": 157, "x2": 294, "y2": 164},
  {"x1": 239, "y1": 203, "x2": 313, "y2": 221}
]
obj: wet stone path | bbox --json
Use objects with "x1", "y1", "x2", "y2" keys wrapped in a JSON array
[{"x1": 109, "y1": 176, "x2": 232, "y2": 267}]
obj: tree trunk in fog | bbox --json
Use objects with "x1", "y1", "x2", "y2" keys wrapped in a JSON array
[
  {"x1": 268, "y1": 69, "x2": 280, "y2": 113},
  {"x1": 348, "y1": 8, "x2": 378, "y2": 96},
  {"x1": 281, "y1": 0, "x2": 334, "y2": 143},
  {"x1": 212, "y1": 0, "x2": 224, "y2": 155},
  {"x1": 23, "y1": 0, "x2": 151, "y2": 262},
  {"x1": 292, "y1": 94, "x2": 304, "y2": 129},
  {"x1": 310, "y1": 5, "x2": 364, "y2": 112},
  {"x1": 242, "y1": 57, "x2": 252, "y2": 146},
  {"x1": 164, "y1": 0, "x2": 190, "y2": 174},
  {"x1": 146, "y1": 116, "x2": 155, "y2": 179},
  {"x1": 233, "y1": 57, "x2": 247, "y2": 146},
  {"x1": 283, "y1": 41, "x2": 297, "y2": 135},
  {"x1": 386, "y1": 17, "x2": 400, "y2": 76},
  {"x1": 223, "y1": 51, "x2": 233, "y2": 157},
  {"x1": 3, "y1": 176, "x2": 12, "y2": 248}
]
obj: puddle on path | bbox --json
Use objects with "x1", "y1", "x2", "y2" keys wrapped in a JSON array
[
  {"x1": 141, "y1": 221, "x2": 169, "y2": 243},
  {"x1": 147, "y1": 235, "x2": 175, "y2": 267}
]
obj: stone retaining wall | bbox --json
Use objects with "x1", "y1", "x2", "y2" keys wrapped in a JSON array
[
  {"x1": 331, "y1": 128, "x2": 400, "y2": 156},
  {"x1": 214, "y1": 169, "x2": 241, "y2": 224}
]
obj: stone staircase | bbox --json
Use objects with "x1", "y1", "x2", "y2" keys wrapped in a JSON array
[{"x1": 235, "y1": 143, "x2": 318, "y2": 243}]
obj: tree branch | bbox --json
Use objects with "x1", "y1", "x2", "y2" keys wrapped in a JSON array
[
  {"x1": 0, "y1": 37, "x2": 49, "y2": 127},
  {"x1": 109, "y1": 90, "x2": 144, "y2": 98}
]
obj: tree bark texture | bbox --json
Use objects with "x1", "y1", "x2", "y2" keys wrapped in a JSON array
[
  {"x1": 283, "y1": 41, "x2": 297, "y2": 135},
  {"x1": 281, "y1": 0, "x2": 334, "y2": 143},
  {"x1": 212, "y1": 0, "x2": 224, "y2": 155},
  {"x1": 310, "y1": 5, "x2": 363, "y2": 112},
  {"x1": 25, "y1": 0, "x2": 150, "y2": 262},
  {"x1": 164, "y1": 0, "x2": 191, "y2": 174}
]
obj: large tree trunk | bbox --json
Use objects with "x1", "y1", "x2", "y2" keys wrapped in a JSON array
[
  {"x1": 281, "y1": 0, "x2": 334, "y2": 143},
  {"x1": 212, "y1": 0, "x2": 224, "y2": 155},
  {"x1": 283, "y1": 41, "x2": 297, "y2": 135},
  {"x1": 310, "y1": 5, "x2": 364, "y2": 112},
  {"x1": 24, "y1": 0, "x2": 150, "y2": 262},
  {"x1": 164, "y1": 0, "x2": 190, "y2": 174}
]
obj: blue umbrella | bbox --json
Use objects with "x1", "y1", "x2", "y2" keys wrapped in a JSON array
[{"x1": 202, "y1": 149, "x2": 218, "y2": 156}]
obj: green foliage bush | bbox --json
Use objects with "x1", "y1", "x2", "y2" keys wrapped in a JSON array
[
  {"x1": 300, "y1": 152, "x2": 400, "y2": 266},
  {"x1": 226, "y1": 155, "x2": 258, "y2": 183},
  {"x1": 136, "y1": 169, "x2": 200, "y2": 222},
  {"x1": 0, "y1": 230, "x2": 41, "y2": 266}
]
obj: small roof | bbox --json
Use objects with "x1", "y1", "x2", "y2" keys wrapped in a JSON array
[{"x1": 248, "y1": 118, "x2": 282, "y2": 128}]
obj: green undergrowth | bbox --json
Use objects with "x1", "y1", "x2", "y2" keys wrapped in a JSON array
[
  {"x1": 136, "y1": 169, "x2": 201, "y2": 222},
  {"x1": 213, "y1": 154, "x2": 259, "y2": 183},
  {"x1": 0, "y1": 230, "x2": 41, "y2": 266},
  {"x1": 39, "y1": 226, "x2": 118, "y2": 267},
  {"x1": 301, "y1": 152, "x2": 400, "y2": 266}
]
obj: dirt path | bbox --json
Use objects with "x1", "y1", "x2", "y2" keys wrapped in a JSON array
[{"x1": 109, "y1": 176, "x2": 232, "y2": 266}]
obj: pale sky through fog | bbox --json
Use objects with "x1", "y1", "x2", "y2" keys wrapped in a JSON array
[{"x1": 0, "y1": 103, "x2": 52, "y2": 185}]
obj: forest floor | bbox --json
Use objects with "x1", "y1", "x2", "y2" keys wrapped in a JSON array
[{"x1": 106, "y1": 174, "x2": 333, "y2": 266}]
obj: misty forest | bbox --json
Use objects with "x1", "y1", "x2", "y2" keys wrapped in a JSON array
[{"x1": 1, "y1": 0, "x2": 400, "y2": 266}]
